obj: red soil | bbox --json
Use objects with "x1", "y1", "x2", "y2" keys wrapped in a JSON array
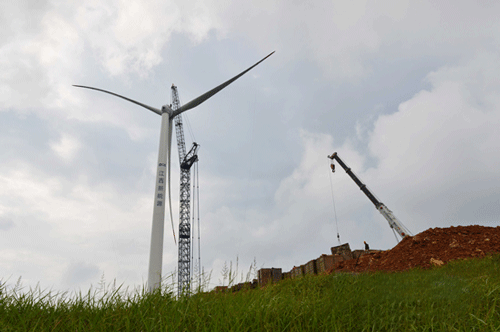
[{"x1": 329, "y1": 225, "x2": 500, "y2": 273}]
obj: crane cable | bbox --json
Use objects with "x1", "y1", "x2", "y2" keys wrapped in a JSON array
[
  {"x1": 175, "y1": 91, "x2": 196, "y2": 144},
  {"x1": 190, "y1": 158, "x2": 201, "y2": 290},
  {"x1": 191, "y1": 163, "x2": 195, "y2": 288},
  {"x1": 184, "y1": 113, "x2": 196, "y2": 143},
  {"x1": 181, "y1": 94, "x2": 200, "y2": 290},
  {"x1": 328, "y1": 160, "x2": 341, "y2": 244},
  {"x1": 196, "y1": 159, "x2": 201, "y2": 289},
  {"x1": 391, "y1": 227, "x2": 400, "y2": 243}
]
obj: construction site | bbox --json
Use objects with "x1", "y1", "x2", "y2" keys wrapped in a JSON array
[
  {"x1": 213, "y1": 152, "x2": 500, "y2": 292},
  {"x1": 215, "y1": 224, "x2": 500, "y2": 292}
]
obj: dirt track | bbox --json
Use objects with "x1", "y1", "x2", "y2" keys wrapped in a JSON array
[{"x1": 330, "y1": 225, "x2": 500, "y2": 273}]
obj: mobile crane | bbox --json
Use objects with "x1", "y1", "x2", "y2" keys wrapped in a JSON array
[{"x1": 328, "y1": 152, "x2": 411, "y2": 240}]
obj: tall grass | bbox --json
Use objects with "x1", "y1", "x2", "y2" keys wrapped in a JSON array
[{"x1": 1, "y1": 255, "x2": 499, "y2": 331}]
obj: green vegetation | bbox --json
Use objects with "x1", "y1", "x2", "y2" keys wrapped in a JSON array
[{"x1": 1, "y1": 255, "x2": 500, "y2": 331}]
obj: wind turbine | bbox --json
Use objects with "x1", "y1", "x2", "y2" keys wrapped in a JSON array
[{"x1": 74, "y1": 51, "x2": 274, "y2": 293}]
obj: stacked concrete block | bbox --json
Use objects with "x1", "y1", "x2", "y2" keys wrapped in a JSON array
[
  {"x1": 258, "y1": 268, "x2": 272, "y2": 287},
  {"x1": 213, "y1": 242, "x2": 372, "y2": 292},
  {"x1": 290, "y1": 265, "x2": 304, "y2": 279},
  {"x1": 232, "y1": 282, "x2": 254, "y2": 292},
  {"x1": 258, "y1": 268, "x2": 282, "y2": 287},
  {"x1": 271, "y1": 268, "x2": 282, "y2": 284},
  {"x1": 331, "y1": 243, "x2": 353, "y2": 260},
  {"x1": 304, "y1": 259, "x2": 317, "y2": 275},
  {"x1": 316, "y1": 254, "x2": 336, "y2": 274}
]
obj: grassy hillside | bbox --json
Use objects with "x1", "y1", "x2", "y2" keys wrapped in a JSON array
[{"x1": 1, "y1": 255, "x2": 499, "y2": 331}]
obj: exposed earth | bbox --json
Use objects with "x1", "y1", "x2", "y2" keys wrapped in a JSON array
[{"x1": 329, "y1": 225, "x2": 500, "y2": 273}]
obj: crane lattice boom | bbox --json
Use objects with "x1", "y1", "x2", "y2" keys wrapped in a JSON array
[{"x1": 172, "y1": 84, "x2": 199, "y2": 294}]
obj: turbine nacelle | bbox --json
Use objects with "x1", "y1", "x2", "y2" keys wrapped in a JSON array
[{"x1": 161, "y1": 105, "x2": 174, "y2": 115}]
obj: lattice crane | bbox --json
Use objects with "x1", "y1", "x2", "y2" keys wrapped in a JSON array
[{"x1": 171, "y1": 84, "x2": 199, "y2": 294}]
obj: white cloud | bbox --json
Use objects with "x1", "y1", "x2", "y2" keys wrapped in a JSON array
[
  {"x1": 62, "y1": 261, "x2": 100, "y2": 287},
  {"x1": 0, "y1": 162, "x2": 157, "y2": 287},
  {"x1": 0, "y1": 0, "x2": 228, "y2": 148},
  {"x1": 0, "y1": 3, "x2": 85, "y2": 115},
  {"x1": 50, "y1": 134, "x2": 82, "y2": 162},
  {"x1": 0, "y1": 218, "x2": 14, "y2": 231},
  {"x1": 0, "y1": 248, "x2": 66, "y2": 288},
  {"x1": 367, "y1": 51, "x2": 500, "y2": 229},
  {"x1": 204, "y1": 0, "x2": 500, "y2": 79},
  {"x1": 74, "y1": 0, "x2": 217, "y2": 78}
]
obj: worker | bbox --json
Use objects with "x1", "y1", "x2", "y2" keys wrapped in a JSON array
[{"x1": 364, "y1": 241, "x2": 370, "y2": 251}]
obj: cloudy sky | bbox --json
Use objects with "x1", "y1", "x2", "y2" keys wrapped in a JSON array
[{"x1": 2, "y1": 0, "x2": 500, "y2": 293}]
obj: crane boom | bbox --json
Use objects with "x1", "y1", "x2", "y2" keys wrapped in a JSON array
[{"x1": 328, "y1": 152, "x2": 411, "y2": 239}]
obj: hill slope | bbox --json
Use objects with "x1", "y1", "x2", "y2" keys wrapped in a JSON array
[{"x1": 332, "y1": 225, "x2": 500, "y2": 273}]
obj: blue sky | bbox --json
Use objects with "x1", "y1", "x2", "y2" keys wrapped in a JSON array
[{"x1": 1, "y1": 0, "x2": 500, "y2": 293}]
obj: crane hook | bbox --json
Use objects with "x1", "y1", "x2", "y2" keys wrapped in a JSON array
[{"x1": 328, "y1": 154, "x2": 336, "y2": 173}]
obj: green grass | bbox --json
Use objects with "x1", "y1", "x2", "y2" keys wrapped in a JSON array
[{"x1": 1, "y1": 255, "x2": 500, "y2": 331}]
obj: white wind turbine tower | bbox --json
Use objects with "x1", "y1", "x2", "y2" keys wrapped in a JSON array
[{"x1": 74, "y1": 51, "x2": 274, "y2": 293}]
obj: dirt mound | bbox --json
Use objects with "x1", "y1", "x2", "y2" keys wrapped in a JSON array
[{"x1": 330, "y1": 225, "x2": 500, "y2": 273}]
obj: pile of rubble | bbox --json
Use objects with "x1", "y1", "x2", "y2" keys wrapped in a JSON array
[{"x1": 330, "y1": 225, "x2": 500, "y2": 273}]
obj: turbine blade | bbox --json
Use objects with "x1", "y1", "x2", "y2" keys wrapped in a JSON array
[
  {"x1": 174, "y1": 51, "x2": 275, "y2": 116},
  {"x1": 73, "y1": 85, "x2": 162, "y2": 115},
  {"x1": 167, "y1": 120, "x2": 177, "y2": 245}
]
